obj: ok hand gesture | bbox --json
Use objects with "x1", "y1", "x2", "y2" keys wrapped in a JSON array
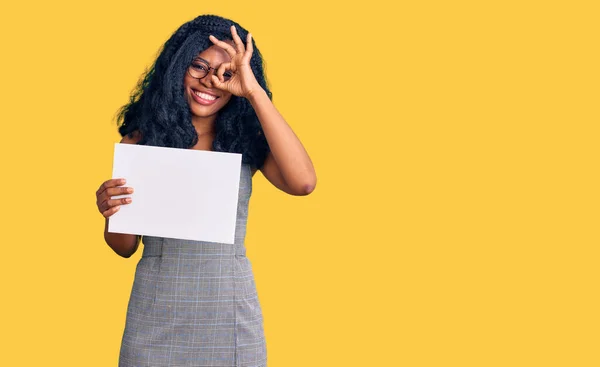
[{"x1": 208, "y1": 26, "x2": 263, "y2": 99}]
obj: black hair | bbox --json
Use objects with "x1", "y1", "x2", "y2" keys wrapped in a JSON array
[{"x1": 116, "y1": 14, "x2": 271, "y2": 169}]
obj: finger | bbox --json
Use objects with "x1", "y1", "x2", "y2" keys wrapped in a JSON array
[
  {"x1": 103, "y1": 205, "x2": 120, "y2": 218},
  {"x1": 209, "y1": 35, "x2": 237, "y2": 59},
  {"x1": 243, "y1": 33, "x2": 254, "y2": 64},
  {"x1": 96, "y1": 186, "x2": 133, "y2": 208},
  {"x1": 106, "y1": 186, "x2": 134, "y2": 197},
  {"x1": 230, "y1": 25, "x2": 245, "y2": 54},
  {"x1": 99, "y1": 197, "x2": 132, "y2": 213},
  {"x1": 97, "y1": 178, "x2": 126, "y2": 197},
  {"x1": 108, "y1": 197, "x2": 132, "y2": 209},
  {"x1": 216, "y1": 62, "x2": 232, "y2": 83},
  {"x1": 210, "y1": 75, "x2": 227, "y2": 90}
]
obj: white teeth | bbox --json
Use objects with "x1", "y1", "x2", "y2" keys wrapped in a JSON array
[{"x1": 193, "y1": 90, "x2": 217, "y2": 101}]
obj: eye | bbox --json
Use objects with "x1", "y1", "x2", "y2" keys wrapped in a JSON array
[
  {"x1": 191, "y1": 63, "x2": 209, "y2": 71},
  {"x1": 223, "y1": 71, "x2": 233, "y2": 80}
]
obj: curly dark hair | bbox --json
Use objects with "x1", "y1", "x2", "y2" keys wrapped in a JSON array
[{"x1": 116, "y1": 14, "x2": 271, "y2": 169}]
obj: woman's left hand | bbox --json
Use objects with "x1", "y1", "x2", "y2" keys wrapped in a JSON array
[{"x1": 209, "y1": 26, "x2": 263, "y2": 99}]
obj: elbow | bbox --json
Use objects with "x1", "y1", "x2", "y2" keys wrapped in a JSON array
[
  {"x1": 115, "y1": 248, "x2": 135, "y2": 258},
  {"x1": 303, "y1": 182, "x2": 316, "y2": 195},
  {"x1": 121, "y1": 251, "x2": 135, "y2": 259},
  {"x1": 295, "y1": 177, "x2": 317, "y2": 196}
]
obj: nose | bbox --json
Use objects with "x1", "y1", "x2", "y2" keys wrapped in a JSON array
[
  {"x1": 199, "y1": 69, "x2": 216, "y2": 89},
  {"x1": 199, "y1": 74, "x2": 213, "y2": 88}
]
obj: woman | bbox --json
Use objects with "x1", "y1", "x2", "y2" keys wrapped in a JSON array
[{"x1": 95, "y1": 14, "x2": 316, "y2": 367}]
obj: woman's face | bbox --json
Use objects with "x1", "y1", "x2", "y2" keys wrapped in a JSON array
[{"x1": 183, "y1": 43, "x2": 234, "y2": 120}]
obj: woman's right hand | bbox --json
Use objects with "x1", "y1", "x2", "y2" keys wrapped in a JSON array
[{"x1": 96, "y1": 178, "x2": 134, "y2": 218}]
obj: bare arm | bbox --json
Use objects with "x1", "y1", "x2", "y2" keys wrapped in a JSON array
[
  {"x1": 208, "y1": 28, "x2": 317, "y2": 195},
  {"x1": 249, "y1": 90, "x2": 317, "y2": 195},
  {"x1": 97, "y1": 133, "x2": 141, "y2": 258},
  {"x1": 103, "y1": 217, "x2": 140, "y2": 258}
]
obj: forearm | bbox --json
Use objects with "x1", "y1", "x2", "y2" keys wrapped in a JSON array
[
  {"x1": 248, "y1": 89, "x2": 316, "y2": 190},
  {"x1": 104, "y1": 219, "x2": 140, "y2": 258}
]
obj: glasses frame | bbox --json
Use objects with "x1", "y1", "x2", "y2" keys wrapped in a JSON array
[{"x1": 187, "y1": 59, "x2": 232, "y2": 81}]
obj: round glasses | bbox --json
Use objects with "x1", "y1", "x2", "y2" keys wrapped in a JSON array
[{"x1": 188, "y1": 60, "x2": 233, "y2": 81}]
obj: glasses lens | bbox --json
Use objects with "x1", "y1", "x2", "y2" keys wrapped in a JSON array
[{"x1": 189, "y1": 62, "x2": 209, "y2": 79}]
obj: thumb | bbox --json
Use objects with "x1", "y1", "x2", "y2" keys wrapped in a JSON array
[{"x1": 210, "y1": 75, "x2": 227, "y2": 91}]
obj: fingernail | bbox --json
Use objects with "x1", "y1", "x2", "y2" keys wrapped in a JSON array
[
  {"x1": 125, "y1": 198, "x2": 132, "y2": 203},
  {"x1": 127, "y1": 188, "x2": 134, "y2": 193},
  {"x1": 120, "y1": 179, "x2": 126, "y2": 184}
]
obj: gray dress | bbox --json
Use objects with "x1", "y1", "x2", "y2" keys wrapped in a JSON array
[{"x1": 119, "y1": 163, "x2": 267, "y2": 367}]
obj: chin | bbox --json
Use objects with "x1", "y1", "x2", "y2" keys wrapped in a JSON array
[{"x1": 191, "y1": 108, "x2": 219, "y2": 118}]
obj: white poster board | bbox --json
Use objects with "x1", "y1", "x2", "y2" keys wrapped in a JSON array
[{"x1": 108, "y1": 143, "x2": 241, "y2": 244}]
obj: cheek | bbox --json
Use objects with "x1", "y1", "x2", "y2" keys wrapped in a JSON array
[
  {"x1": 220, "y1": 94, "x2": 233, "y2": 107},
  {"x1": 183, "y1": 75, "x2": 193, "y2": 90}
]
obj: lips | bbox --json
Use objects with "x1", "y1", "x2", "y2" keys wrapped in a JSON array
[{"x1": 191, "y1": 89, "x2": 219, "y2": 105}]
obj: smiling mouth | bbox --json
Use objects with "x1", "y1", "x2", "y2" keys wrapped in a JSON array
[
  {"x1": 191, "y1": 89, "x2": 220, "y2": 105},
  {"x1": 193, "y1": 90, "x2": 218, "y2": 101}
]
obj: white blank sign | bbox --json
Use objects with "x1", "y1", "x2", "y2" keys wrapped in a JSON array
[{"x1": 108, "y1": 143, "x2": 242, "y2": 244}]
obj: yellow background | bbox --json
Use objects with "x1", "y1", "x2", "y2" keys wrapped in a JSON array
[{"x1": 1, "y1": 0, "x2": 598, "y2": 366}]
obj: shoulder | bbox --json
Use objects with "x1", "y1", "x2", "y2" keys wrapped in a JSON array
[{"x1": 120, "y1": 131, "x2": 142, "y2": 144}]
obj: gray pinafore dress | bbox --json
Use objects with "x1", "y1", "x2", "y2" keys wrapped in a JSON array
[{"x1": 119, "y1": 163, "x2": 267, "y2": 367}]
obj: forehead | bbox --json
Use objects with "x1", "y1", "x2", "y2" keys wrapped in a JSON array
[{"x1": 193, "y1": 41, "x2": 234, "y2": 65}]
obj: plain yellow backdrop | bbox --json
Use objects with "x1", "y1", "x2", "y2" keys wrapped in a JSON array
[{"x1": 1, "y1": 0, "x2": 598, "y2": 366}]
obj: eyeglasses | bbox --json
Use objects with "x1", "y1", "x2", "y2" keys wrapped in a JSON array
[{"x1": 187, "y1": 59, "x2": 233, "y2": 81}]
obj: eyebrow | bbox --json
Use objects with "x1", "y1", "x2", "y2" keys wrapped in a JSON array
[{"x1": 192, "y1": 57, "x2": 211, "y2": 65}]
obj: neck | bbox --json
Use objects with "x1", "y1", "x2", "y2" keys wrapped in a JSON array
[{"x1": 192, "y1": 116, "x2": 216, "y2": 136}]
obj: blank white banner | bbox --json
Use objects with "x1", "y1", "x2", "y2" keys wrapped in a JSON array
[{"x1": 108, "y1": 143, "x2": 242, "y2": 244}]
